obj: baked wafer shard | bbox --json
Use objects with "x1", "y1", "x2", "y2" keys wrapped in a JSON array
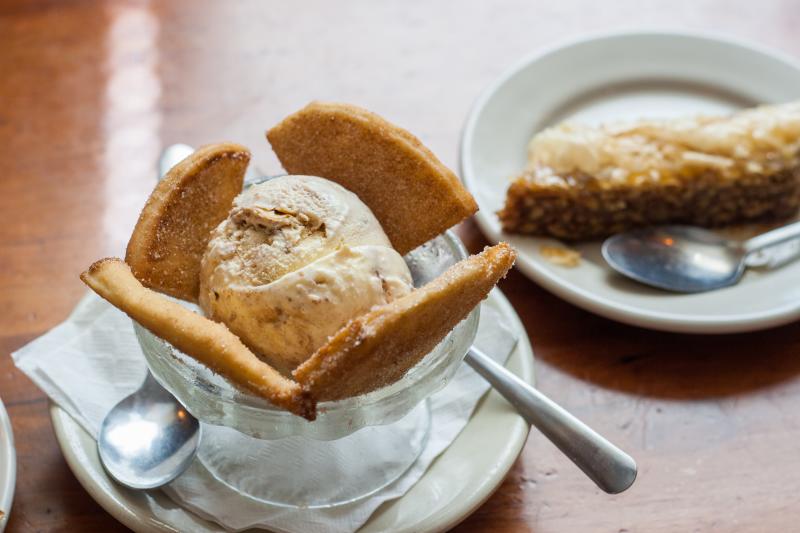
[
  {"x1": 126, "y1": 143, "x2": 250, "y2": 301},
  {"x1": 293, "y1": 242, "x2": 516, "y2": 401},
  {"x1": 80, "y1": 258, "x2": 315, "y2": 419},
  {"x1": 500, "y1": 101, "x2": 800, "y2": 240},
  {"x1": 267, "y1": 102, "x2": 478, "y2": 255}
]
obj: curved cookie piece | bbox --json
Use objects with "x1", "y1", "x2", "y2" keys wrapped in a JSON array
[
  {"x1": 267, "y1": 102, "x2": 478, "y2": 255},
  {"x1": 126, "y1": 143, "x2": 250, "y2": 301},
  {"x1": 293, "y1": 242, "x2": 516, "y2": 401},
  {"x1": 80, "y1": 258, "x2": 315, "y2": 420}
]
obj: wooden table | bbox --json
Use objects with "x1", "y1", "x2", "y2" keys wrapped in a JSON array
[{"x1": 3, "y1": 1, "x2": 800, "y2": 531}]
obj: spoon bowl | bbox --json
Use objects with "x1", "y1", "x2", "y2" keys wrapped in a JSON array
[
  {"x1": 98, "y1": 372, "x2": 200, "y2": 489},
  {"x1": 602, "y1": 221, "x2": 800, "y2": 293},
  {"x1": 603, "y1": 226, "x2": 746, "y2": 293}
]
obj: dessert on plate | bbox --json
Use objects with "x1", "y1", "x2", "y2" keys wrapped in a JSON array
[
  {"x1": 81, "y1": 102, "x2": 515, "y2": 420},
  {"x1": 499, "y1": 101, "x2": 800, "y2": 240}
]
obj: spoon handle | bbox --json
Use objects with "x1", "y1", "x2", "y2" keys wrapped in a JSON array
[
  {"x1": 743, "y1": 220, "x2": 800, "y2": 255},
  {"x1": 158, "y1": 144, "x2": 195, "y2": 178},
  {"x1": 160, "y1": 143, "x2": 265, "y2": 185},
  {"x1": 465, "y1": 346, "x2": 637, "y2": 494}
]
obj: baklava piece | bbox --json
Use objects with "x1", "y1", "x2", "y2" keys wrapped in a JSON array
[{"x1": 500, "y1": 102, "x2": 800, "y2": 240}]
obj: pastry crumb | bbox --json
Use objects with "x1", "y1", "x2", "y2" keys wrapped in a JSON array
[{"x1": 539, "y1": 245, "x2": 581, "y2": 267}]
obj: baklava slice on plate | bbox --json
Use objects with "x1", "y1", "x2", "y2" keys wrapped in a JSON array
[{"x1": 500, "y1": 101, "x2": 800, "y2": 240}]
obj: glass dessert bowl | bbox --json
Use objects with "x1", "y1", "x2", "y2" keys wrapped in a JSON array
[
  {"x1": 133, "y1": 231, "x2": 479, "y2": 507},
  {"x1": 79, "y1": 104, "x2": 517, "y2": 507}
]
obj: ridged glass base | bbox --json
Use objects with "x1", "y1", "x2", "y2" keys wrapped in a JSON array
[{"x1": 196, "y1": 399, "x2": 431, "y2": 508}]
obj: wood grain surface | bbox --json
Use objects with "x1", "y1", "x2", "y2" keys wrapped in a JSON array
[{"x1": 3, "y1": 0, "x2": 800, "y2": 531}]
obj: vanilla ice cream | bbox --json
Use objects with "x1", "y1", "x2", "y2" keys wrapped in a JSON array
[{"x1": 199, "y1": 175, "x2": 413, "y2": 374}]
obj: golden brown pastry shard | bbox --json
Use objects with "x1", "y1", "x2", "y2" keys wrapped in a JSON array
[
  {"x1": 125, "y1": 143, "x2": 250, "y2": 301},
  {"x1": 293, "y1": 242, "x2": 516, "y2": 401},
  {"x1": 80, "y1": 258, "x2": 315, "y2": 419},
  {"x1": 267, "y1": 102, "x2": 478, "y2": 255}
]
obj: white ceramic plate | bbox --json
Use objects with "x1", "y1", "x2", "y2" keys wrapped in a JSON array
[
  {"x1": 50, "y1": 289, "x2": 533, "y2": 533},
  {"x1": 0, "y1": 398, "x2": 15, "y2": 532},
  {"x1": 462, "y1": 31, "x2": 800, "y2": 333}
]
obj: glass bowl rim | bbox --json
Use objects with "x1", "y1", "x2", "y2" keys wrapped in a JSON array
[{"x1": 134, "y1": 230, "x2": 479, "y2": 423}]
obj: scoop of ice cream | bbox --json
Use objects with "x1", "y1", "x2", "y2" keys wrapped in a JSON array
[{"x1": 199, "y1": 175, "x2": 413, "y2": 374}]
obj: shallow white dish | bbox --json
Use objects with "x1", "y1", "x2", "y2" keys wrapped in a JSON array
[
  {"x1": 462, "y1": 31, "x2": 800, "y2": 334},
  {"x1": 0, "y1": 398, "x2": 15, "y2": 532},
  {"x1": 50, "y1": 289, "x2": 533, "y2": 533}
]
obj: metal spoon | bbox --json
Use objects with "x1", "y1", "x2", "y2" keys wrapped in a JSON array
[
  {"x1": 98, "y1": 372, "x2": 200, "y2": 489},
  {"x1": 466, "y1": 347, "x2": 637, "y2": 494},
  {"x1": 602, "y1": 222, "x2": 800, "y2": 293},
  {"x1": 97, "y1": 144, "x2": 200, "y2": 489}
]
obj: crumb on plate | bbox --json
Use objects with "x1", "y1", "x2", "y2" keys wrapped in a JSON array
[{"x1": 539, "y1": 245, "x2": 581, "y2": 267}]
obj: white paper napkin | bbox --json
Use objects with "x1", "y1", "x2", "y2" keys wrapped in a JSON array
[{"x1": 13, "y1": 290, "x2": 516, "y2": 532}]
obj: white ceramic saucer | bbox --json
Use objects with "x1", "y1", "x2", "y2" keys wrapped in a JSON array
[
  {"x1": 0, "y1": 398, "x2": 15, "y2": 532},
  {"x1": 50, "y1": 289, "x2": 533, "y2": 533},
  {"x1": 462, "y1": 31, "x2": 800, "y2": 334}
]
